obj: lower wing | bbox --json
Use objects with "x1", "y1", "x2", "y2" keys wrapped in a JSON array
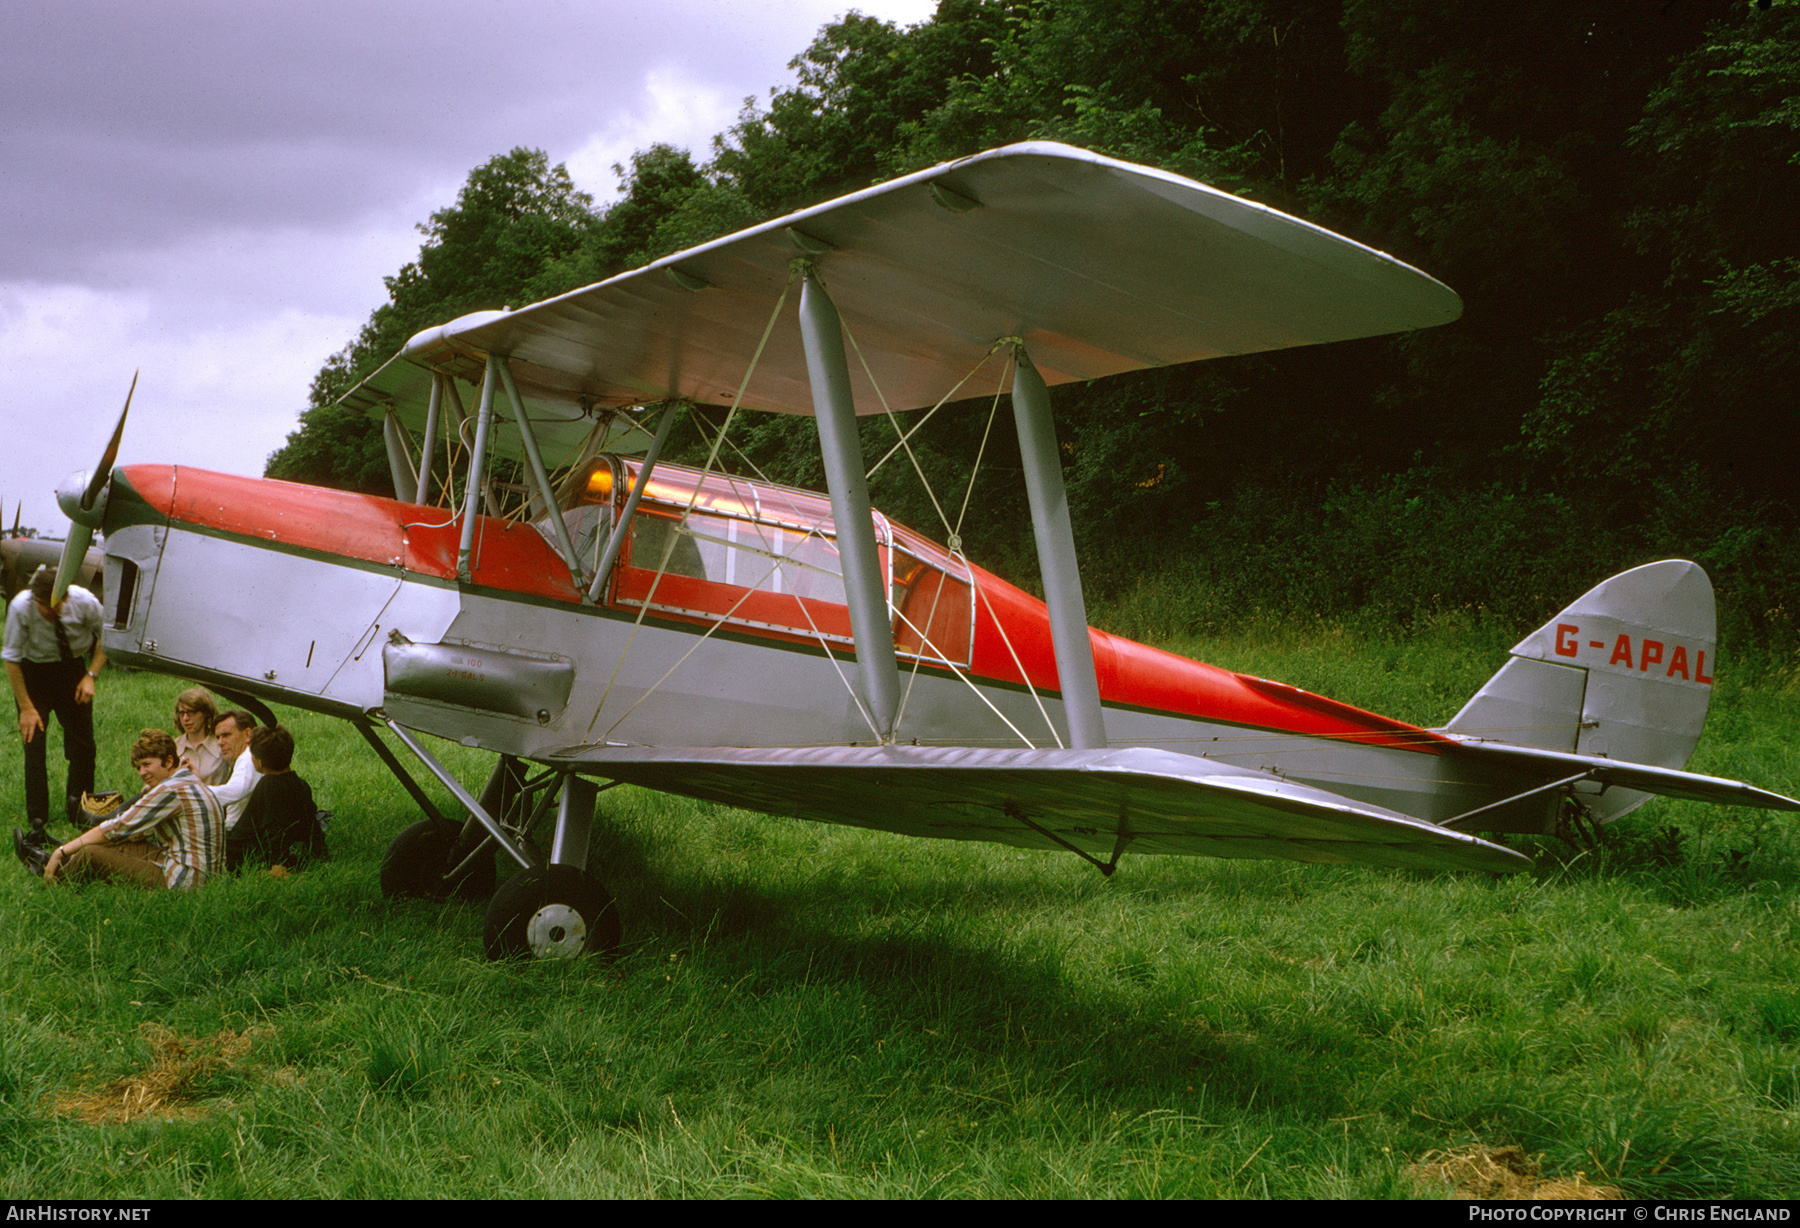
[{"x1": 541, "y1": 743, "x2": 1532, "y2": 874}]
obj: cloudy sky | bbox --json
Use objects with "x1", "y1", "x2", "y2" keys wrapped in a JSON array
[{"x1": 0, "y1": 0, "x2": 938, "y2": 535}]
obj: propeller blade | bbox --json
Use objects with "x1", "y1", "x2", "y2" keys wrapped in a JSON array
[
  {"x1": 82, "y1": 370, "x2": 136, "y2": 512},
  {"x1": 8, "y1": 501, "x2": 18, "y2": 538},
  {"x1": 48, "y1": 372, "x2": 137, "y2": 603},
  {"x1": 50, "y1": 523, "x2": 94, "y2": 607}
]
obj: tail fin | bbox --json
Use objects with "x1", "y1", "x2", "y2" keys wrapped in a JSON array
[{"x1": 1446, "y1": 560, "x2": 1716, "y2": 823}]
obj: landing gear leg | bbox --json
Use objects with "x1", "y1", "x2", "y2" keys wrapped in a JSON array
[
  {"x1": 482, "y1": 773, "x2": 620, "y2": 960},
  {"x1": 377, "y1": 756, "x2": 528, "y2": 901}
]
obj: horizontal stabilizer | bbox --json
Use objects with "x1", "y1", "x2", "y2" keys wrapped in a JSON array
[
  {"x1": 1443, "y1": 735, "x2": 1800, "y2": 823},
  {"x1": 542, "y1": 743, "x2": 1530, "y2": 874}
]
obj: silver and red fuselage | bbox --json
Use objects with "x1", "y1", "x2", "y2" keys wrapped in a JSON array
[{"x1": 97, "y1": 461, "x2": 1542, "y2": 833}]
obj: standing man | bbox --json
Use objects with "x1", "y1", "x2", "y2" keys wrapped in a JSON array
[{"x1": 6, "y1": 566, "x2": 106, "y2": 856}]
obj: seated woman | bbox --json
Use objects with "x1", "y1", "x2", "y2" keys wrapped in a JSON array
[
  {"x1": 172, "y1": 687, "x2": 223, "y2": 783},
  {"x1": 34, "y1": 729, "x2": 225, "y2": 889}
]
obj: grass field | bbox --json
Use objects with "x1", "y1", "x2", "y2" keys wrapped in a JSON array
[{"x1": 2, "y1": 615, "x2": 1798, "y2": 1198}]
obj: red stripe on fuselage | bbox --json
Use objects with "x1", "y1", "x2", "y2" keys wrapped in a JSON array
[
  {"x1": 962, "y1": 563, "x2": 1439, "y2": 750},
  {"x1": 122, "y1": 464, "x2": 1443, "y2": 751},
  {"x1": 125, "y1": 464, "x2": 582, "y2": 601}
]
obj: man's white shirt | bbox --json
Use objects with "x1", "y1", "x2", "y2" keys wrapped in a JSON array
[
  {"x1": 211, "y1": 751, "x2": 262, "y2": 829},
  {"x1": 2, "y1": 586, "x2": 103, "y2": 663}
]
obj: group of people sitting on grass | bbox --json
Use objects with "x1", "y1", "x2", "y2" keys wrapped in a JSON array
[{"x1": 12, "y1": 684, "x2": 324, "y2": 890}]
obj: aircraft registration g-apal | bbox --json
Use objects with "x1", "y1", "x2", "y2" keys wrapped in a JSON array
[{"x1": 46, "y1": 143, "x2": 1798, "y2": 959}]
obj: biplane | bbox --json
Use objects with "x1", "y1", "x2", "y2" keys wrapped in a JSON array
[
  {"x1": 1, "y1": 505, "x2": 101, "y2": 604},
  {"x1": 45, "y1": 143, "x2": 1798, "y2": 959}
]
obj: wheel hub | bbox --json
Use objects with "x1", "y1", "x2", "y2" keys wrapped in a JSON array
[{"x1": 525, "y1": 903, "x2": 588, "y2": 958}]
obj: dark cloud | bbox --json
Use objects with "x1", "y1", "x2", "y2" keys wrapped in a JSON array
[
  {"x1": 1, "y1": 0, "x2": 916, "y2": 282},
  {"x1": 0, "y1": 0, "x2": 936, "y2": 531}
]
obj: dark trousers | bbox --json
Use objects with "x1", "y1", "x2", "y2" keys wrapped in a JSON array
[{"x1": 16, "y1": 658, "x2": 96, "y2": 832}]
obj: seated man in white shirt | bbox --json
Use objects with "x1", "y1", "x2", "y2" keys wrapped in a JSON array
[{"x1": 207, "y1": 710, "x2": 262, "y2": 831}]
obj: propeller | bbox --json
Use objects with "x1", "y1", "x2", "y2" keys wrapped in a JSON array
[
  {"x1": 8, "y1": 501, "x2": 19, "y2": 538},
  {"x1": 51, "y1": 372, "x2": 136, "y2": 604}
]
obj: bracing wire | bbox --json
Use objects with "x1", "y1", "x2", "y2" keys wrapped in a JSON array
[
  {"x1": 840, "y1": 321, "x2": 1064, "y2": 749},
  {"x1": 597, "y1": 542, "x2": 882, "y2": 744},
  {"x1": 585, "y1": 266, "x2": 803, "y2": 740}
]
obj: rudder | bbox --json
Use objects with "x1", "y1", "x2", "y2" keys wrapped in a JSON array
[{"x1": 1446, "y1": 560, "x2": 1716, "y2": 823}]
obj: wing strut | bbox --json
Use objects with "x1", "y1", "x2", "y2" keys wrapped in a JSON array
[
  {"x1": 418, "y1": 373, "x2": 443, "y2": 505},
  {"x1": 456, "y1": 360, "x2": 500, "y2": 581},
  {"x1": 440, "y1": 373, "x2": 470, "y2": 509},
  {"x1": 798, "y1": 263, "x2": 902, "y2": 741},
  {"x1": 498, "y1": 357, "x2": 586, "y2": 588},
  {"x1": 383, "y1": 410, "x2": 419, "y2": 504},
  {"x1": 587, "y1": 401, "x2": 683, "y2": 604},
  {"x1": 1010, "y1": 344, "x2": 1107, "y2": 749}
]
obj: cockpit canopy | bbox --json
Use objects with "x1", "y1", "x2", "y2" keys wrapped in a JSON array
[{"x1": 541, "y1": 456, "x2": 974, "y2": 667}]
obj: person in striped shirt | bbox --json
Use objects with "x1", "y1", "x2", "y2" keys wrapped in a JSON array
[{"x1": 34, "y1": 729, "x2": 224, "y2": 889}]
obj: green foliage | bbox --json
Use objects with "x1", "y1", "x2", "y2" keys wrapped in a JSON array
[
  {"x1": 1711, "y1": 256, "x2": 1800, "y2": 322},
  {"x1": 262, "y1": 405, "x2": 387, "y2": 494},
  {"x1": 268, "y1": 149, "x2": 599, "y2": 491},
  {"x1": 326, "y1": 147, "x2": 595, "y2": 412},
  {"x1": 404, "y1": 148, "x2": 594, "y2": 314},
  {"x1": 715, "y1": 4, "x2": 1016, "y2": 207},
  {"x1": 1512, "y1": 3, "x2": 1800, "y2": 539},
  {"x1": 534, "y1": 144, "x2": 758, "y2": 288}
]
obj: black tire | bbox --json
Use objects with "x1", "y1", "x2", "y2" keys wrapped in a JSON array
[
  {"x1": 379, "y1": 819, "x2": 496, "y2": 902},
  {"x1": 482, "y1": 864, "x2": 621, "y2": 961}
]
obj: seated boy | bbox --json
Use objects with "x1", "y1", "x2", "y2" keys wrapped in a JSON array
[
  {"x1": 226, "y1": 725, "x2": 326, "y2": 871},
  {"x1": 31, "y1": 729, "x2": 224, "y2": 889}
]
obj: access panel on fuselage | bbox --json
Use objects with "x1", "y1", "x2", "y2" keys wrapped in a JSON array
[{"x1": 139, "y1": 527, "x2": 404, "y2": 709}]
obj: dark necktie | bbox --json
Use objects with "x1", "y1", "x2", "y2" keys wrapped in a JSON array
[{"x1": 49, "y1": 608, "x2": 74, "y2": 663}]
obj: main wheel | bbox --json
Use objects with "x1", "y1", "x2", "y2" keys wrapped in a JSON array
[
  {"x1": 379, "y1": 819, "x2": 496, "y2": 902},
  {"x1": 482, "y1": 864, "x2": 621, "y2": 961}
]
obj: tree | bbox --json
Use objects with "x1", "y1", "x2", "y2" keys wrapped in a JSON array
[{"x1": 268, "y1": 149, "x2": 597, "y2": 491}]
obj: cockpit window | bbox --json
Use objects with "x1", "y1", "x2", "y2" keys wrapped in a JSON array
[
  {"x1": 594, "y1": 457, "x2": 971, "y2": 667},
  {"x1": 611, "y1": 478, "x2": 856, "y2": 644}
]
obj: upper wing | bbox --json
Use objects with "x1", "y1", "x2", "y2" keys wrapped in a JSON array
[
  {"x1": 543, "y1": 743, "x2": 1530, "y2": 874},
  {"x1": 341, "y1": 142, "x2": 1461, "y2": 463}
]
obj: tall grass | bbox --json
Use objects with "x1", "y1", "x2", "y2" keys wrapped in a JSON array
[{"x1": 2, "y1": 631, "x2": 1798, "y2": 1198}]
